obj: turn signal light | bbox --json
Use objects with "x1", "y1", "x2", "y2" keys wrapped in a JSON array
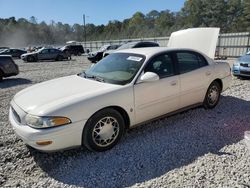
[{"x1": 36, "y1": 140, "x2": 53, "y2": 146}]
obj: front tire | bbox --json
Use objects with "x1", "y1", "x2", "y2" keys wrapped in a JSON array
[
  {"x1": 203, "y1": 81, "x2": 221, "y2": 109},
  {"x1": 82, "y1": 108, "x2": 125, "y2": 152},
  {"x1": 27, "y1": 56, "x2": 35, "y2": 62}
]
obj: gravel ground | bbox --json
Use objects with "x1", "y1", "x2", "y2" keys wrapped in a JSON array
[{"x1": 0, "y1": 57, "x2": 249, "y2": 188}]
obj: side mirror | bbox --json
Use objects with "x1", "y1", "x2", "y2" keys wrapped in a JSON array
[{"x1": 140, "y1": 72, "x2": 159, "y2": 82}]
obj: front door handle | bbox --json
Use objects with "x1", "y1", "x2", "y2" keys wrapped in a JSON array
[
  {"x1": 170, "y1": 80, "x2": 177, "y2": 86},
  {"x1": 206, "y1": 71, "x2": 211, "y2": 76}
]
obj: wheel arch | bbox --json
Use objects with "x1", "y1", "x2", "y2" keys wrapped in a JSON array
[
  {"x1": 0, "y1": 68, "x2": 4, "y2": 79},
  {"x1": 212, "y1": 78, "x2": 223, "y2": 91},
  {"x1": 86, "y1": 106, "x2": 131, "y2": 130},
  {"x1": 81, "y1": 105, "x2": 130, "y2": 149}
]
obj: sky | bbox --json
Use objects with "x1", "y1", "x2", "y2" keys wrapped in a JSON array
[{"x1": 0, "y1": 0, "x2": 185, "y2": 26}]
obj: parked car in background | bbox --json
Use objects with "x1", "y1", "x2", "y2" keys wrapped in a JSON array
[
  {"x1": 0, "y1": 47, "x2": 9, "y2": 52},
  {"x1": 103, "y1": 41, "x2": 159, "y2": 57},
  {"x1": 0, "y1": 48, "x2": 27, "y2": 58},
  {"x1": 60, "y1": 44, "x2": 84, "y2": 56},
  {"x1": 21, "y1": 47, "x2": 70, "y2": 62},
  {"x1": 0, "y1": 55, "x2": 19, "y2": 81},
  {"x1": 9, "y1": 28, "x2": 231, "y2": 152},
  {"x1": 88, "y1": 44, "x2": 121, "y2": 62},
  {"x1": 232, "y1": 51, "x2": 250, "y2": 78}
]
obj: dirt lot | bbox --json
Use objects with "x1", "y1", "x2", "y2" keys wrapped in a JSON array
[{"x1": 0, "y1": 57, "x2": 249, "y2": 188}]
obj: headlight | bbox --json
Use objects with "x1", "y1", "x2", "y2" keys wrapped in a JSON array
[
  {"x1": 233, "y1": 62, "x2": 240, "y2": 66},
  {"x1": 25, "y1": 114, "x2": 71, "y2": 129}
]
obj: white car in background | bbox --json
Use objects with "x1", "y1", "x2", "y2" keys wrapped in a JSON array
[{"x1": 9, "y1": 28, "x2": 231, "y2": 152}]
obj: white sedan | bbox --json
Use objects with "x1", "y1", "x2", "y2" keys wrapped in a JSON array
[{"x1": 9, "y1": 28, "x2": 231, "y2": 152}]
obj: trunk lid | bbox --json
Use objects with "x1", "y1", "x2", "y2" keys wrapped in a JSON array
[{"x1": 168, "y1": 27, "x2": 220, "y2": 59}]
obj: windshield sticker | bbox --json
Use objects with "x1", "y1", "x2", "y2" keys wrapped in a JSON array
[{"x1": 127, "y1": 56, "x2": 142, "y2": 62}]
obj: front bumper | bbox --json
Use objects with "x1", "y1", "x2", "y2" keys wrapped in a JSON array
[
  {"x1": 9, "y1": 102, "x2": 87, "y2": 152},
  {"x1": 232, "y1": 65, "x2": 250, "y2": 77}
]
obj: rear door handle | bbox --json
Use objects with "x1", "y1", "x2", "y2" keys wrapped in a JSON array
[
  {"x1": 170, "y1": 80, "x2": 177, "y2": 86},
  {"x1": 206, "y1": 71, "x2": 211, "y2": 76}
]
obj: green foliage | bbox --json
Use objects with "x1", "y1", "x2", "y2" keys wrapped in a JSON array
[{"x1": 0, "y1": 0, "x2": 249, "y2": 47}]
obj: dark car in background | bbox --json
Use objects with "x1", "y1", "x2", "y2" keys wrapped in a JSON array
[
  {"x1": 0, "y1": 55, "x2": 19, "y2": 81},
  {"x1": 232, "y1": 51, "x2": 250, "y2": 78},
  {"x1": 21, "y1": 47, "x2": 70, "y2": 62},
  {"x1": 60, "y1": 44, "x2": 84, "y2": 56},
  {"x1": 103, "y1": 41, "x2": 159, "y2": 57},
  {"x1": 0, "y1": 47, "x2": 9, "y2": 52},
  {"x1": 0, "y1": 48, "x2": 27, "y2": 58},
  {"x1": 87, "y1": 44, "x2": 120, "y2": 62}
]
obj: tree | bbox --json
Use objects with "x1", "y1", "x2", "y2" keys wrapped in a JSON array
[{"x1": 0, "y1": 2, "x2": 249, "y2": 46}]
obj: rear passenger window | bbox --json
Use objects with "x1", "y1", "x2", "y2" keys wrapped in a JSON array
[
  {"x1": 176, "y1": 52, "x2": 206, "y2": 74},
  {"x1": 50, "y1": 49, "x2": 56, "y2": 53}
]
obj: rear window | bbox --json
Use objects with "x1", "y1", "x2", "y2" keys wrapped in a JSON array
[
  {"x1": 135, "y1": 42, "x2": 159, "y2": 48},
  {"x1": 71, "y1": 45, "x2": 83, "y2": 49}
]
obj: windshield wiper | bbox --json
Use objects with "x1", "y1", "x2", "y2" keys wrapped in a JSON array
[{"x1": 81, "y1": 72, "x2": 105, "y2": 82}]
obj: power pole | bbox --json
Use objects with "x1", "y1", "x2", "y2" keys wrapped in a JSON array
[{"x1": 83, "y1": 14, "x2": 86, "y2": 44}]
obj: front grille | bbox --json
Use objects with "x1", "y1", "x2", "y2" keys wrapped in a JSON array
[
  {"x1": 240, "y1": 63, "x2": 249, "y2": 67},
  {"x1": 240, "y1": 71, "x2": 250, "y2": 75},
  {"x1": 11, "y1": 107, "x2": 21, "y2": 123}
]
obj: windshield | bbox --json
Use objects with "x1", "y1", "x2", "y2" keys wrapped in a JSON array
[{"x1": 82, "y1": 53, "x2": 145, "y2": 85}]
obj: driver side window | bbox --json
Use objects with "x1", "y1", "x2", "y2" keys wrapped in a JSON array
[
  {"x1": 144, "y1": 53, "x2": 174, "y2": 79},
  {"x1": 41, "y1": 49, "x2": 49, "y2": 54}
]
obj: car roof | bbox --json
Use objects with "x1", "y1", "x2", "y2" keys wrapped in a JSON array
[
  {"x1": 0, "y1": 55, "x2": 13, "y2": 59},
  {"x1": 114, "y1": 47, "x2": 209, "y2": 59}
]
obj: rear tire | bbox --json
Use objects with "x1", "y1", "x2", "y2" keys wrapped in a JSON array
[
  {"x1": 0, "y1": 70, "x2": 4, "y2": 81},
  {"x1": 56, "y1": 55, "x2": 63, "y2": 61},
  {"x1": 82, "y1": 108, "x2": 125, "y2": 152},
  {"x1": 203, "y1": 81, "x2": 221, "y2": 109}
]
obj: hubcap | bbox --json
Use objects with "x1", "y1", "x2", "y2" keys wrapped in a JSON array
[
  {"x1": 207, "y1": 85, "x2": 219, "y2": 105},
  {"x1": 92, "y1": 117, "x2": 119, "y2": 147}
]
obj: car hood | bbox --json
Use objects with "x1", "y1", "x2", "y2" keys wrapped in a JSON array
[
  {"x1": 104, "y1": 49, "x2": 116, "y2": 55},
  {"x1": 13, "y1": 75, "x2": 121, "y2": 114},
  {"x1": 168, "y1": 27, "x2": 220, "y2": 59},
  {"x1": 22, "y1": 52, "x2": 37, "y2": 56},
  {"x1": 238, "y1": 55, "x2": 250, "y2": 63}
]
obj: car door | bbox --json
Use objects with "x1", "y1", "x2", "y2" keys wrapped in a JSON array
[
  {"x1": 38, "y1": 49, "x2": 50, "y2": 60},
  {"x1": 133, "y1": 53, "x2": 180, "y2": 124},
  {"x1": 0, "y1": 56, "x2": 17, "y2": 74},
  {"x1": 12, "y1": 49, "x2": 19, "y2": 57},
  {"x1": 175, "y1": 51, "x2": 213, "y2": 108},
  {"x1": 49, "y1": 49, "x2": 57, "y2": 59}
]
